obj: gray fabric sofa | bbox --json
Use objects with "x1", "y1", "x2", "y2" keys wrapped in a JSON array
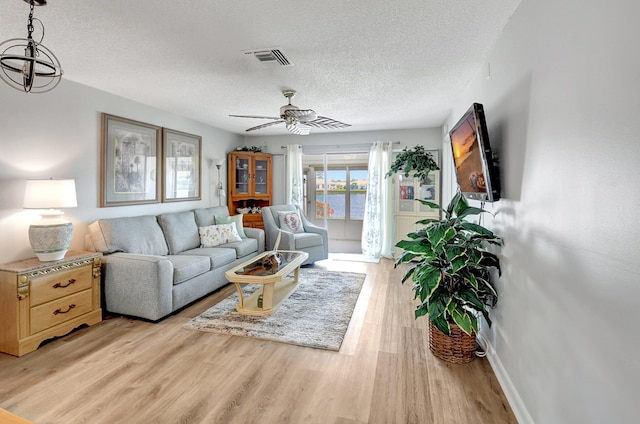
[{"x1": 87, "y1": 206, "x2": 265, "y2": 321}]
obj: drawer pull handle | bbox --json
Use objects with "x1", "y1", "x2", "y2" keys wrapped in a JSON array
[
  {"x1": 53, "y1": 304, "x2": 76, "y2": 315},
  {"x1": 53, "y1": 279, "x2": 76, "y2": 289}
]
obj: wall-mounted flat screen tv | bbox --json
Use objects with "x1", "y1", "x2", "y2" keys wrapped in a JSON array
[{"x1": 449, "y1": 103, "x2": 500, "y2": 202}]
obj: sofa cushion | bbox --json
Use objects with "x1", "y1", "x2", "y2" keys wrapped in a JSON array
[
  {"x1": 89, "y1": 216, "x2": 169, "y2": 255},
  {"x1": 157, "y1": 211, "x2": 200, "y2": 255},
  {"x1": 278, "y1": 211, "x2": 304, "y2": 233},
  {"x1": 199, "y1": 223, "x2": 242, "y2": 247},
  {"x1": 221, "y1": 238, "x2": 258, "y2": 258},
  {"x1": 179, "y1": 247, "x2": 237, "y2": 269},
  {"x1": 215, "y1": 214, "x2": 246, "y2": 238},
  {"x1": 165, "y1": 255, "x2": 210, "y2": 285},
  {"x1": 294, "y1": 232, "x2": 324, "y2": 249},
  {"x1": 194, "y1": 206, "x2": 230, "y2": 227}
]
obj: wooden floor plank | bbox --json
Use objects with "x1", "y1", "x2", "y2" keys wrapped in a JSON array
[{"x1": 0, "y1": 258, "x2": 516, "y2": 423}]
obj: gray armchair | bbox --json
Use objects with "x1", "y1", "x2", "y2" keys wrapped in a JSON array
[{"x1": 261, "y1": 205, "x2": 328, "y2": 265}]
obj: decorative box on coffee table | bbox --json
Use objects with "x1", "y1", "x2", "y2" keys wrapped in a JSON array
[{"x1": 0, "y1": 251, "x2": 102, "y2": 357}]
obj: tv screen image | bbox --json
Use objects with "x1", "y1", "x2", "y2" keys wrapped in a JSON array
[{"x1": 449, "y1": 103, "x2": 500, "y2": 202}]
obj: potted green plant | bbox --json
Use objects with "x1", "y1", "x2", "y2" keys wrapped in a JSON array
[
  {"x1": 386, "y1": 145, "x2": 439, "y2": 181},
  {"x1": 395, "y1": 191, "x2": 502, "y2": 363}
]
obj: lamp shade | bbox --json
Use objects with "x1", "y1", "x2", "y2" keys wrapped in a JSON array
[{"x1": 23, "y1": 179, "x2": 77, "y2": 209}]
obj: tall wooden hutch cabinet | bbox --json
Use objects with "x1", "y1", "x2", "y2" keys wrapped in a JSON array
[{"x1": 227, "y1": 151, "x2": 272, "y2": 229}]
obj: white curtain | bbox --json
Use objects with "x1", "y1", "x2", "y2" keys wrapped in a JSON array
[
  {"x1": 361, "y1": 141, "x2": 394, "y2": 258},
  {"x1": 285, "y1": 144, "x2": 304, "y2": 208}
]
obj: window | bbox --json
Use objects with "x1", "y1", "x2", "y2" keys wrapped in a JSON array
[{"x1": 314, "y1": 167, "x2": 367, "y2": 221}]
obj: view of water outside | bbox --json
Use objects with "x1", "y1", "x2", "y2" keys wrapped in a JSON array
[{"x1": 315, "y1": 169, "x2": 368, "y2": 220}]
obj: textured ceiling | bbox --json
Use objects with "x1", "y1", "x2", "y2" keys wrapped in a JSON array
[{"x1": 0, "y1": 0, "x2": 522, "y2": 136}]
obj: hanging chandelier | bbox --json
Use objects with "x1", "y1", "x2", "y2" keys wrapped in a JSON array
[{"x1": 0, "y1": 0, "x2": 63, "y2": 93}]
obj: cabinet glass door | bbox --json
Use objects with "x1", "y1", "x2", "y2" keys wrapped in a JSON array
[
  {"x1": 418, "y1": 174, "x2": 436, "y2": 213},
  {"x1": 418, "y1": 172, "x2": 440, "y2": 215},
  {"x1": 235, "y1": 157, "x2": 250, "y2": 194},
  {"x1": 254, "y1": 159, "x2": 268, "y2": 194},
  {"x1": 398, "y1": 175, "x2": 415, "y2": 212}
]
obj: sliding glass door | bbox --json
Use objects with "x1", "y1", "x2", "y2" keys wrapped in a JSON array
[{"x1": 304, "y1": 153, "x2": 369, "y2": 245}]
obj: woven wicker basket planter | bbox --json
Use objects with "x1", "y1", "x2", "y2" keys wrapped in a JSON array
[{"x1": 428, "y1": 320, "x2": 477, "y2": 364}]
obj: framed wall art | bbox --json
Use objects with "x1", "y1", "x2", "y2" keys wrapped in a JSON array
[
  {"x1": 162, "y1": 128, "x2": 201, "y2": 202},
  {"x1": 100, "y1": 113, "x2": 162, "y2": 207}
]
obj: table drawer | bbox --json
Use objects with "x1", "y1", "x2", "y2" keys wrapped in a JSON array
[
  {"x1": 30, "y1": 289, "x2": 93, "y2": 334},
  {"x1": 29, "y1": 266, "x2": 92, "y2": 307}
]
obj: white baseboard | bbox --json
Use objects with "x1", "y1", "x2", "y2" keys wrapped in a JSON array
[{"x1": 486, "y1": 345, "x2": 535, "y2": 424}]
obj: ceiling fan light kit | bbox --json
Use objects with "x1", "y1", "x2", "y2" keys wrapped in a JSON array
[
  {"x1": 0, "y1": 0, "x2": 63, "y2": 93},
  {"x1": 230, "y1": 90, "x2": 351, "y2": 135}
]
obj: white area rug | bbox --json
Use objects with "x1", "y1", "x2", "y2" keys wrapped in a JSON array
[
  {"x1": 183, "y1": 269, "x2": 366, "y2": 351},
  {"x1": 329, "y1": 253, "x2": 381, "y2": 263}
]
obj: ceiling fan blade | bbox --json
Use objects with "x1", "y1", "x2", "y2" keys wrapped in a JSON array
[
  {"x1": 286, "y1": 122, "x2": 310, "y2": 135},
  {"x1": 305, "y1": 116, "x2": 351, "y2": 129},
  {"x1": 283, "y1": 109, "x2": 318, "y2": 122},
  {"x1": 230, "y1": 114, "x2": 281, "y2": 120},
  {"x1": 245, "y1": 120, "x2": 284, "y2": 132}
]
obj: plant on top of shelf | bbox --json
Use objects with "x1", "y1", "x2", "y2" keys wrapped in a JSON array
[
  {"x1": 395, "y1": 191, "x2": 501, "y2": 356},
  {"x1": 385, "y1": 145, "x2": 439, "y2": 181},
  {"x1": 236, "y1": 146, "x2": 263, "y2": 152}
]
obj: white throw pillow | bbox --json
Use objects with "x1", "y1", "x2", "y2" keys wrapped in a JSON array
[
  {"x1": 278, "y1": 211, "x2": 304, "y2": 233},
  {"x1": 199, "y1": 223, "x2": 242, "y2": 247}
]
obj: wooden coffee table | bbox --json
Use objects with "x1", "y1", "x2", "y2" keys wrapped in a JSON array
[{"x1": 225, "y1": 250, "x2": 308, "y2": 316}]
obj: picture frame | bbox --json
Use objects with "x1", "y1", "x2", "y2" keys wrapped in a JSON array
[
  {"x1": 162, "y1": 128, "x2": 201, "y2": 202},
  {"x1": 427, "y1": 149, "x2": 440, "y2": 166},
  {"x1": 100, "y1": 113, "x2": 162, "y2": 207}
]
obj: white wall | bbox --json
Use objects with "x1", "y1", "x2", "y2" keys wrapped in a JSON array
[
  {"x1": 0, "y1": 77, "x2": 442, "y2": 266},
  {"x1": 446, "y1": 1, "x2": 640, "y2": 423},
  {"x1": 243, "y1": 128, "x2": 443, "y2": 204},
  {"x1": 0, "y1": 80, "x2": 243, "y2": 265}
]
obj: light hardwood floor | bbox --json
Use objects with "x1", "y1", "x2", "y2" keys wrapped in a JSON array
[{"x1": 0, "y1": 258, "x2": 516, "y2": 424}]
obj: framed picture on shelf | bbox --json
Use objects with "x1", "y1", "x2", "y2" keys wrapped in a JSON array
[
  {"x1": 100, "y1": 113, "x2": 162, "y2": 207},
  {"x1": 428, "y1": 149, "x2": 439, "y2": 167},
  {"x1": 162, "y1": 128, "x2": 201, "y2": 202}
]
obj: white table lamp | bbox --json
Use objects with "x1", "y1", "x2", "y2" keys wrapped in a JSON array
[{"x1": 23, "y1": 179, "x2": 77, "y2": 261}]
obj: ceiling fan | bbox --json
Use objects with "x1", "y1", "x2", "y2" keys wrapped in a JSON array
[{"x1": 230, "y1": 90, "x2": 351, "y2": 135}]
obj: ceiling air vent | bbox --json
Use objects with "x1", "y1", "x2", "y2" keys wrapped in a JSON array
[{"x1": 244, "y1": 48, "x2": 293, "y2": 67}]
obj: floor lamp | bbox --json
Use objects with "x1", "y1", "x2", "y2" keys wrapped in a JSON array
[{"x1": 216, "y1": 162, "x2": 226, "y2": 206}]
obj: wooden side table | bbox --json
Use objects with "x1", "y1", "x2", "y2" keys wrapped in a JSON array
[{"x1": 0, "y1": 250, "x2": 102, "y2": 357}]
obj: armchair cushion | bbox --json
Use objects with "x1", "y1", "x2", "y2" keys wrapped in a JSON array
[
  {"x1": 294, "y1": 233, "x2": 324, "y2": 249},
  {"x1": 278, "y1": 211, "x2": 304, "y2": 233}
]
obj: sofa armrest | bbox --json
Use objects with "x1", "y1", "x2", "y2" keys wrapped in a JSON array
[
  {"x1": 101, "y1": 253, "x2": 174, "y2": 321},
  {"x1": 244, "y1": 227, "x2": 265, "y2": 254}
]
